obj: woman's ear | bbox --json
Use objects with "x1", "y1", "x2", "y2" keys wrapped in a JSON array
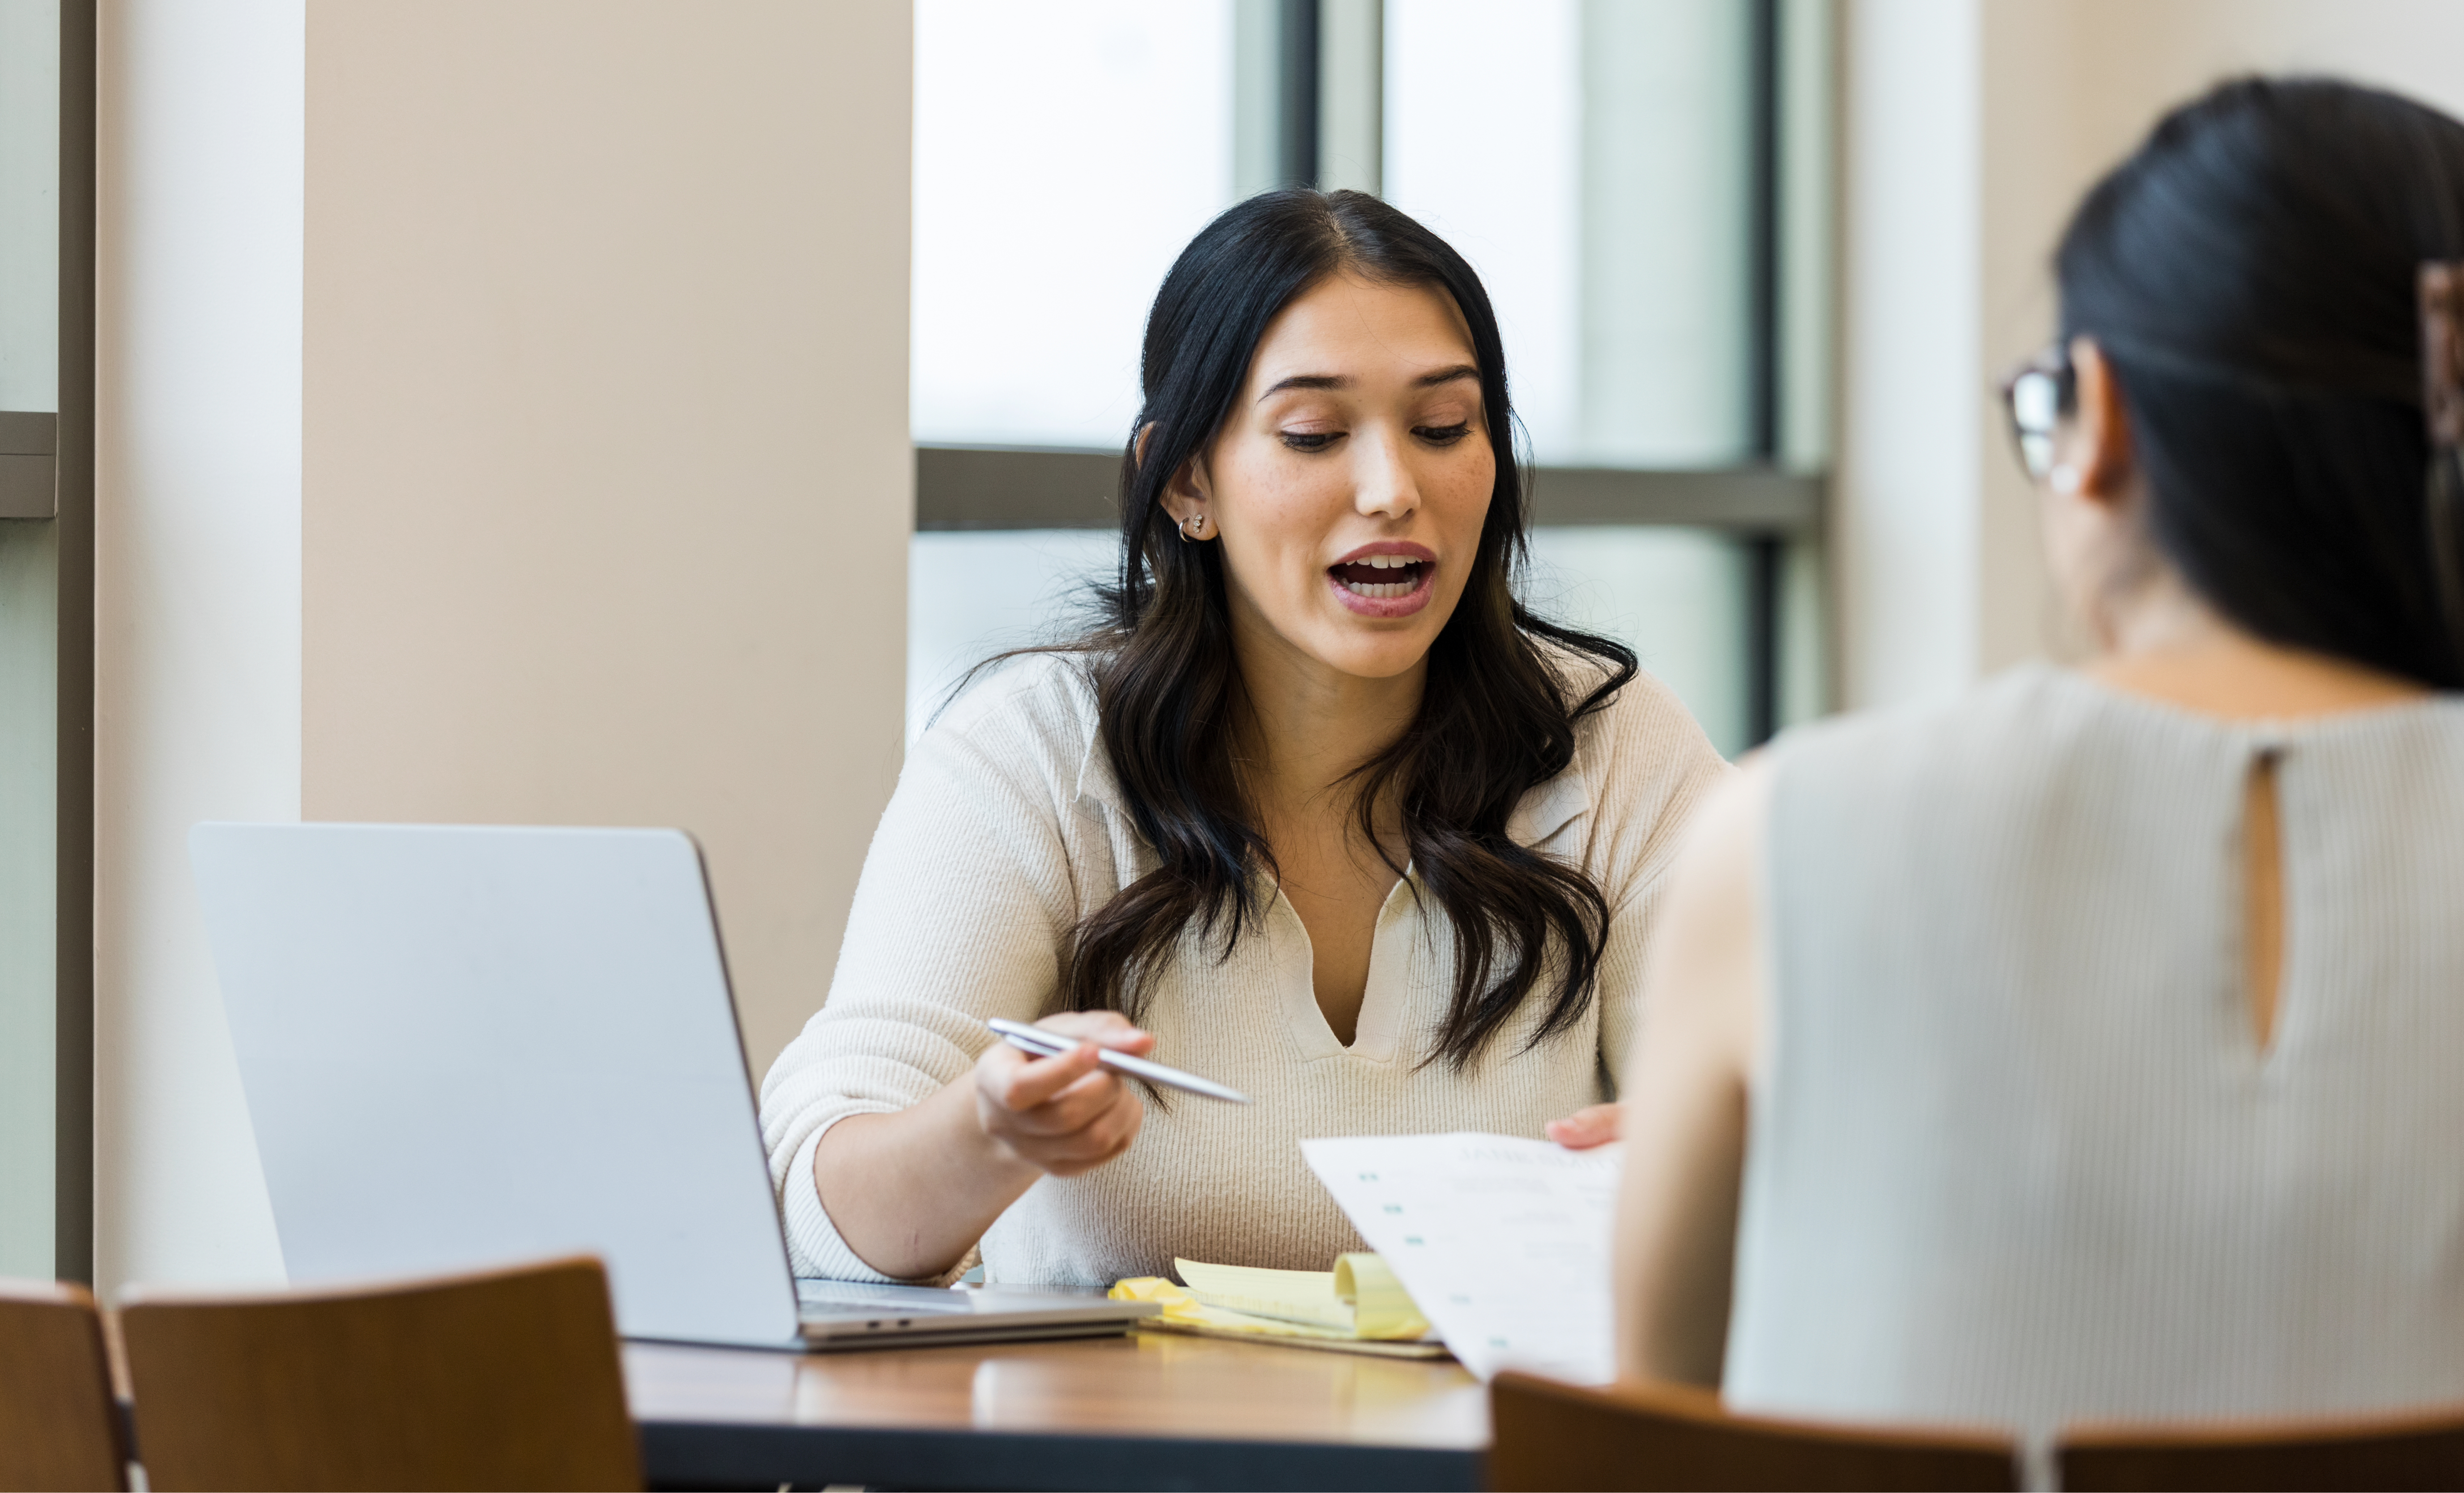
[
  {"x1": 1156, "y1": 441, "x2": 1214, "y2": 530},
  {"x1": 2063, "y1": 337, "x2": 2137, "y2": 504}
]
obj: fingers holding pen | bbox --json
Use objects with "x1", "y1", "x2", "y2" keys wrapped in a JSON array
[
  {"x1": 981, "y1": 1034, "x2": 1105, "y2": 1110},
  {"x1": 1001, "y1": 1064, "x2": 1127, "y2": 1139},
  {"x1": 1032, "y1": 1085, "x2": 1147, "y2": 1175},
  {"x1": 972, "y1": 1019, "x2": 1152, "y2": 1176},
  {"x1": 982, "y1": 1012, "x2": 1155, "y2": 1119},
  {"x1": 1033, "y1": 1009, "x2": 1158, "y2": 1056}
]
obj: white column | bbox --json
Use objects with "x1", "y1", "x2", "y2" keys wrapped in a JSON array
[
  {"x1": 93, "y1": 0, "x2": 304, "y2": 1292},
  {"x1": 1832, "y1": 0, "x2": 1982, "y2": 709}
]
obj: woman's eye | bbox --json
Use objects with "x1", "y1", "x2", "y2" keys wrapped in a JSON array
[
  {"x1": 1279, "y1": 430, "x2": 1342, "y2": 452},
  {"x1": 1415, "y1": 422, "x2": 1473, "y2": 446}
]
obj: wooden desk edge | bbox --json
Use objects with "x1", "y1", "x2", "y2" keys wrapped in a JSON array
[
  {"x1": 636, "y1": 1416, "x2": 1483, "y2": 1493},
  {"x1": 625, "y1": 1330, "x2": 1486, "y2": 1489}
]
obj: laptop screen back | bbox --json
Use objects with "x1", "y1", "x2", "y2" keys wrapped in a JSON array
[{"x1": 191, "y1": 822, "x2": 801, "y2": 1346}]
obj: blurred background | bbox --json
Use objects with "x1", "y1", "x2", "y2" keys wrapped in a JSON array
[{"x1": 9, "y1": 0, "x2": 2464, "y2": 1297}]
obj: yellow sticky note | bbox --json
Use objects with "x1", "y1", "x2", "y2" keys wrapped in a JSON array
[
  {"x1": 1334, "y1": 1252, "x2": 1431, "y2": 1340},
  {"x1": 1114, "y1": 1255, "x2": 1432, "y2": 1342}
]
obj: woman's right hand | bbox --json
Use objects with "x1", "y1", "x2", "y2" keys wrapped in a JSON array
[{"x1": 972, "y1": 1011, "x2": 1155, "y2": 1177}]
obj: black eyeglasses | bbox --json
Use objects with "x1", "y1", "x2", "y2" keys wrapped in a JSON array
[{"x1": 1997, "y1": 343, "x2": 2076, "y2": 482}]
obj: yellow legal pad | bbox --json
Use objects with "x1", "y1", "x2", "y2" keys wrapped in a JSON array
[{"x1": 1109, "y1": 1254, "x2": 1452, "y2": 1360}]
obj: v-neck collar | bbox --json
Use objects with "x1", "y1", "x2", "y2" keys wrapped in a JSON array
[
  {"x1": 1262, "y1": 868, "x2": 1420, "y2": 1063},
  {"x1": 1068, "y1": 699, "x2": 1596, "y2": 1063}
]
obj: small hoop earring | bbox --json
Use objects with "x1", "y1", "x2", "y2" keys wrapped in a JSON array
[{"x1": 1178, "y1": 512, "x2": 1211, "y2": 542}]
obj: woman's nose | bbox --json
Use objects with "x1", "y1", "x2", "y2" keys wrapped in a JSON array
[{"x1": 1352, "y1": 426, "x2": 1422, "y2": 520}]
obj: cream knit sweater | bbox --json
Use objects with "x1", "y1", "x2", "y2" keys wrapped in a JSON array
[{"x1": 758, "y1": 653, "x2": 1727, "y2": 1287}]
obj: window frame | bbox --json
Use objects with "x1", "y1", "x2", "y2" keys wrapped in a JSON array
[
  {"x1": 0, "y1": 0, "x2": 94, "y2": 1284},
  {"x1": 912, "y1": 0, "x2": 1830, "y2": 746}
]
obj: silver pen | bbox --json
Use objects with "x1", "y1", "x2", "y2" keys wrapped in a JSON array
[{"x1": 985, "y1": 1017, "x2": 1251, "y2": 1105}]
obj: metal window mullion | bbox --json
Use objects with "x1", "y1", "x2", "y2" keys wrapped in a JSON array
[
  {"x1": 55, "y1": 0, "x2": 95, "y2": 1286},
  {"x1": 1741, "y1": 0, "x2": 1784, "y2": 747},
  {"x1": 1276, "y1": 0, "x2": 1318, "y2": 187}
]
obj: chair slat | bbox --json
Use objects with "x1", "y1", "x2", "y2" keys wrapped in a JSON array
[
  {"x1": 0, "y1": 1279, "x2": 126, "y2": 1493},
  {"x1": 119, "y1": 1255, "x2": 639, "y2": 1493},
  {"x1": 2059, "y1": 1403, "x2": 2464, "y2": 1492},
  {"x1": 1489, "y1": 1371, "x2": 2020, "y2": 1492}
]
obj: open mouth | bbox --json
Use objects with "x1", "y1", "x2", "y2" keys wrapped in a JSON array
[{"x1": 1329, "y1": 554, "x2": 1431, "y2": 600}]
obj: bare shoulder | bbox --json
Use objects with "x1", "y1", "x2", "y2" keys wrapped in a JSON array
[
  {"x1": 1639, "y1": 753, "x2": 1772, "y2": 1070},
  {"x1": 1670, "y1": 755, "x2": 1772, "y2": 904}
]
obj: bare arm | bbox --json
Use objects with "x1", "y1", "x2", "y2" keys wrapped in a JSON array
[
  {"x1": 815, "y1": 1011, "x2": 1156, "y2": 1281},
  {"x1": 1611, "y1": 762, "x2": 1767, "y2": 1387},
  {"x1": 757, "y1": 663, "x2": 1180, "y2": 1284},
  {"x1": 1548, "y1": 677, "x2": 1740, "y2": 1155}
]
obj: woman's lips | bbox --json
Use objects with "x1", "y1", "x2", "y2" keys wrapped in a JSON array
[{"x1": 1327, "y1": 555, "x2": 1436, "y2": 618}]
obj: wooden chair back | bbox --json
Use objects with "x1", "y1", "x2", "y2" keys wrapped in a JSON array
[
  {"x1": 2058, "y1": 1402, "x2": 2464, "y2": 1491},
  {"x1": 118, "y1": 1254, "x2": 639, "y2": 1492},
  {"x1": 0, "y1": 1278, "x2": 126, "y2": 1492},
  {"x1": 1488, "y1": 1371, "x2": 2021, "y2": 1491}
]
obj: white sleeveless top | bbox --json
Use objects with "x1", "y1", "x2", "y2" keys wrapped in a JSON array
[{"x1": 1726, "y1": 664, "x2": 2464, "y2": 1442}]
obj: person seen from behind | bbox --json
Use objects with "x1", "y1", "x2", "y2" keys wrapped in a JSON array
[{"x1": 1615, "y1": 76, "x2": 2464, "y2": 1443}]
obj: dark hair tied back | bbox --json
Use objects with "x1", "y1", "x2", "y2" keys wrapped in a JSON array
[
  {"x1": 2055, "y1": 77, "x2": 2464, "y2": 686},
  {"x1": 2422, "y1": 261, "x2": 2464, "y2": 662},
  {"x1": 1025, "y1": 188, "x2": 1638, "y2": 1069}
]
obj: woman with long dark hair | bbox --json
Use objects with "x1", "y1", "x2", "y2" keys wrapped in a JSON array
[
  {"x1": 1616, "y1": 77, "x2": 2464, "y2": 1437},
  {"x1": 761, "y1": 190, "x2": 1727, "y2": 1285}
]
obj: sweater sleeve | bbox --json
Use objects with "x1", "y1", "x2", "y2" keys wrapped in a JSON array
[
  {"x1": 757, "y1": 666, "x2": 1094, "y2": 1282},
  {"x1": 1585, "y1": 670, "x2": 1735, "y2": 1099}
]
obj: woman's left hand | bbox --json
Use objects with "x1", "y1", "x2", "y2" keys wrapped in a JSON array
[{"x1": 1545, "y1": 1102, "x2": 1623, "y2": 1149}]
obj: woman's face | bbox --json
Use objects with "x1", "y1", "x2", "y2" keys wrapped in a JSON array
[{"x1": 1166, "y1": 272, "x2": 1496, "y2": 685}]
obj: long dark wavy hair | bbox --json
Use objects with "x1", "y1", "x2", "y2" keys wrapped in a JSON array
[{"x1": 1024, "y1": 188, "x2": 1639, "y2": 1069}]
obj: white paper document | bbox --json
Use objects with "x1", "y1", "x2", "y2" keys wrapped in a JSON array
[{"x1": 1301, "y1": 1132, "x2": 1621, "y2": 1384}]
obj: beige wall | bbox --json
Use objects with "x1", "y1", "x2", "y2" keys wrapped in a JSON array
[
  {"x1": 1837, "y1": 0, "x2": 2464, "y2": 707},
  {"x1": 301, "y1": 0, "x2": 912, "y2": 1076}
]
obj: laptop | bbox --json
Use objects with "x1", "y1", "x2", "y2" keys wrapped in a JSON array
[{"x1": 189, "y1": 822, "x2": 1154, "y2": 1350}]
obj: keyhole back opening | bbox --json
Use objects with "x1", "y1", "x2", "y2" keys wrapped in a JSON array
[{"x1": 2244, "y1": 751, "x2": 2286, "y2": 1054}]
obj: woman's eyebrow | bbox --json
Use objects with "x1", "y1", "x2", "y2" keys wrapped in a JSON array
[
  {"x1": 1256, "y1": 364, "x2": 1481, "y2": 400},
  {"x1": 1258, "y1": 373, "x2": 1347, "y2": 400}
]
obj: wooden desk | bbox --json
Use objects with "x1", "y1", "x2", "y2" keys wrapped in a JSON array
[{"x1": 627, "y1": 1330, "x2": 1488, "y2": 1490}]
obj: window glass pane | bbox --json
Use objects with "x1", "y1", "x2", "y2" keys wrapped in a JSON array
[
  {"x1": 912, "y1": 528, "x2": 1751, "y2": 761},
  {"x1": 909, "y1": 2, "x2": 1787, "y2": 765},
  {"x1": 907, "y1": 530, "x2": 1117, "y2": 745},
  {"x1": 1386, "y1": 0, "x2": 1753, "y2": 468},
  {"x1": 0, "y1": 0, "x2": 58, "y2": 410},
  {"x1": 0, "y1": 0, "x2": 57, "y2": 1279},
  {"x1": 0, "y1": 519, "x2": 55, "y2": 1279},
  {"x1": 1525, "y1": 527, "x2": 1748, "y2": 757},
  {"x1": 912, "y1": 0, "x2": 1235, "y2": 449},
  {"x1": 1384, "y1": 0, "x2": 1582, "y2": 458}
]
